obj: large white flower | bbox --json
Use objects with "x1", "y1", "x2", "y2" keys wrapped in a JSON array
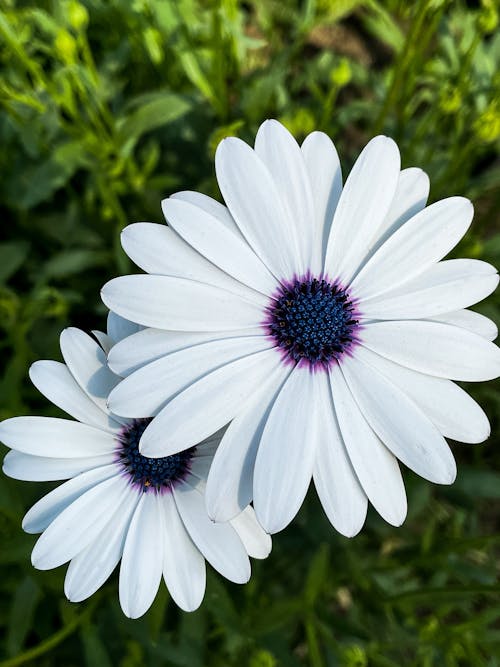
[
  {"x1": 101, "y1": 120, "x2": 500, "y2": 536},
  {"x1": 0, "y1": 314, "x2": 271, "y2": 618}
]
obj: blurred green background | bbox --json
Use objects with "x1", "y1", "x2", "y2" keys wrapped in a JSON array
[{"x1": 1, "y1": 0, "x2": 500, "y2": 665}]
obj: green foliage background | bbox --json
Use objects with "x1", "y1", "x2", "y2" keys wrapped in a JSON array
[{"x1": 1, "y1": 0, "x2": 500, "y2": 665}]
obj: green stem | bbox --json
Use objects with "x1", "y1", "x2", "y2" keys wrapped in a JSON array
[
  {"x1": 372, "y1": 0, "x2": 429, "y2": 135},
  {"x1": 305, "y1": 617, "x2": 325, "y2": 667}
]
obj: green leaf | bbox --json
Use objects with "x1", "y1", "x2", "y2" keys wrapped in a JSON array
[
  {"x1": 0, "y1": 241, "x2": 29, "y2": 284},
  {"x1": 6, "y1": 576, "x2": 42, "y2": 657},
  {"x1": 116, "y1": 93, "x2": 193, "y2": 155},
  {"x1": 5, "y1": 141, "x2": 89, "y2": 210},
  {"x1": 38, "y1": 249, "x2": 107, "y2": 281},
  {"x1": 304, "y1": 544, "x2": 330, "y2": 607},
  {"x1": 80, "y1": 623, "x2": 113, "y2": 667}
]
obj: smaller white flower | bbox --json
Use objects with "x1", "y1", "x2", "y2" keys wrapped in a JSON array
[{"x1": 0, "y1": 313, "x2": 271, "y2": 619}]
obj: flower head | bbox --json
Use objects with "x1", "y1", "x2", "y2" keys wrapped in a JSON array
[
  {"x1": 101, "y1": 120, "x2": 500, "y2": 536},
  {"x1": 0, "y1": 313, "x2": 271, "y2": 618}
]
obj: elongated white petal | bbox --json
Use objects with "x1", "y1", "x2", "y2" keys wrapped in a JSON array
[
  {"x1": 121, "y1": 223, "x2": 259, "y2": 302},
  {"x1": 162, "y1": 198, "x2": 276, "y2": 296},
  {"x1": 428, "y1": 309, "x2": 498, "y2": 341},
  {"x1": 161, "y1": 493, "x2": 206, "y2": 612},
  {"x1": 29, "y1": 361, "x2": 121, "y2": 433},
  {"x1": 174, "y1": 480, "x2": 250, "y2": 583},
  {"x1": 342, "y1": 354, "x2": 456, "y2": 484},
  {"x1": 3, "y1": 450, "x2": 116, "y2": 482},
  {"x1": 255, "y1": 119, "x2": 314, "y2": 273},
  {"x1": 22, "y1": 465, "x2": 119, "y2": 534},
  {"x1": 60, "y1": 328, "x2": 123, "y2": 419},
  {"x1": 359, "y1": 259, "x2": 499, "y2": 320},
  {"x1": 325, "y1": 136, "x2": 400, "y2": 284},
  {"x1": 205, "y1": 364, "x2": 290, "y2": 522},
  {"x1": 353, "y1": 346, "x2": 490, "y2": 444},
  {"x1": 119, "y1": 492, "x2": 163, "y2": 619},
  {"x1": 189, "y1": 454, "x2": 213, "y2": 481},
  {"x1": 253, "y1": 365, "x2": 321, "y2": 534},
  {"x1": 22, "y1": 465, "x2": 119, "y2": 535},
  {"x1": 171, "y1": 190, "x2": 241, "y2": 237},
  {"x1": 108, "y1": 327, "x2": 264, "y2": 377},
  {"x1": 367, "y1": 167, "x2": 430, "y2": 259},
  {"x1": 31, "y1": 474, "x2": 127, "y2": 569},
  {"x1": 195, "y1": 433, "x2": 223, "y2": 457},
  {"x1": 107, "y1": 311, "x2": 141, "y2": 344},
  {"x1": 140, "y1": 347, "x2": 280, "y2": 457},
  {"x1": 350, "y1": 197, "x2": 474, "y2": 300},
  {"x1": 92, "y1": 331, "x2": 113, "y2": 354},
  {"x1": 230, "y1": 506, "x2": 272, "y2": 559},
  {"x1": 216, "y1": 136, "x2": 299, "y2": 279},
  {"x1": 0, "y1": 417, "x2": 117, "y2": 458},
  {"x1": 301, "y1": 131, "x2": 342, "y2": 271},
  {"x1": 109, "y1": 336, "x2": 272, "y2": 418},
  {"x1": 312, "y1": 379, "x2": 367, "y2": 537},
  {"x1": 101, "y1": 275, "x2": 265, "y2": 332},
  {"x1": 361, "y1": 320, "x2": 500, "y2": 381},
  {"x1": 64, "y1": 488, "x2": 139, "y2": 602},
  {"x1": 330, "y1": 365, "x2": 407, "y2": 526}
]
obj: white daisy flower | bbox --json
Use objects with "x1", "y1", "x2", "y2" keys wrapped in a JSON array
[
  {"x1": 101, "y1": 119, "x2": 500, "y2": 536},
  {"x1": 0, "y1": 314, "x2": 271, "y2": 619}
]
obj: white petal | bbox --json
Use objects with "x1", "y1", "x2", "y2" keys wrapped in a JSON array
[
  {"x1": 108, "y1": 327, "x2": 264, "y2": 377},
  {"x1": 119, "y1": 492, "x2": 163, "y2": 619},
  {"x1": 162, "y1": 197, "x2": 277, "y2": 296},
  {"x1": 329, "y1": 364, "x2": 407, "y2": 526},
  {"x1": 22, "y1": 464, "x2": 119, "y2": 534},
  {"x1": 428, "y1": 309, "x2": 498, "y2": 341},
  {"x1": 107, "y1": 311, "x2": 142, "y2": 344},
  {"x1": 108, "y1": 335, "x2": 272, "y2": 418},
  {"x1": 350, "y1": 197, "x2": 474, "y2": 300},
  {"x1": 255, "y1": 119, "x2": 314, "y2": 273},
  {"x1": 361, "y1": 320, "x2": 500, "y2": 381},
  {"x1": 140, "y1": 347, "x2": 280, "y2": 457},
  {"x1": 31, "y1": 473, "x2": 128, "y2": 569},
  {"x1": 173, "y1": 480, "x2": 250, "y2": 584},
  {"x1": 0, "y1": 417, "x2": 117, "y2": 458},
  {"x1": 64, "y1": 488, "x2": 139, "y2": 602},
  {"x1": 171, "y1": 190, "x2": 241, "y2": 237},
  {"x1": 353, "y1": 346, "x2": 490, "y2": 444},
  {"x1": 60, "y1": 328, "x2": 124, "y2": 420},
  {"x1": 161, "y1": 493, "x2": 206, "y2": 612},
  {"x1": 301, "y1": 131, "x2": 342, "y2": 272},
  {"x1": 3, "y1": 450, "x2": 116, "y2": 482},
  {"x1": 189, "y1": 454, "x2": 213, "y2": 481},
  {"x1": 359, "y1": 259, "x2": 498, "y2": 320},
  {"x1": 366, "y1": 167, "x2": 430, "y2": 260},
  {"x1": 195, "y1": 433, "x2": 223, "y2": 457},
  {"x1": 121, "y1": 222, "x2": 261, "y2": 304},
  {"x1": 312, "y1": 380, "x2": 367, "y2": 537},
  {"x1": 29, "y1": 361, "x2": 121, "y2": 433},
  {"x1": 205, "y1": 363, "x2": 290, "y2": 522},
  {"x1": 230, "y1": 506, "x2": 272, "y2": 559},
  {"x1": 101, "y1": 275, "x2": 265, "y2": 332},
  {"x1": 325, "y1": 136, "x2": 400, "y2": 284},
  {"x1": 92, "y1": 331, "x2": 113, "y2": 354},
  {"x1": 253, "y1": 365, "x2": 321, "y2": 534},
  {"x1": 342, "y1": 354, "x2": 456, "y2": 484},
  {"x1": 215, "y1": 136, "x2": 299, "y2": 279}
]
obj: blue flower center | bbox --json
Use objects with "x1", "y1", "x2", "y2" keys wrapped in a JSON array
[
  {"x1": 117, "y1": 418, "x2": 196, "y2": 493},
  {"x1": 267, "y1": 277, "x2": 358, "y2": 367}
]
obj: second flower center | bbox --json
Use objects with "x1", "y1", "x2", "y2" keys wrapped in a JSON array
[{"x1": 117, "y1": 418, "x2": 196, "y2": 493}]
